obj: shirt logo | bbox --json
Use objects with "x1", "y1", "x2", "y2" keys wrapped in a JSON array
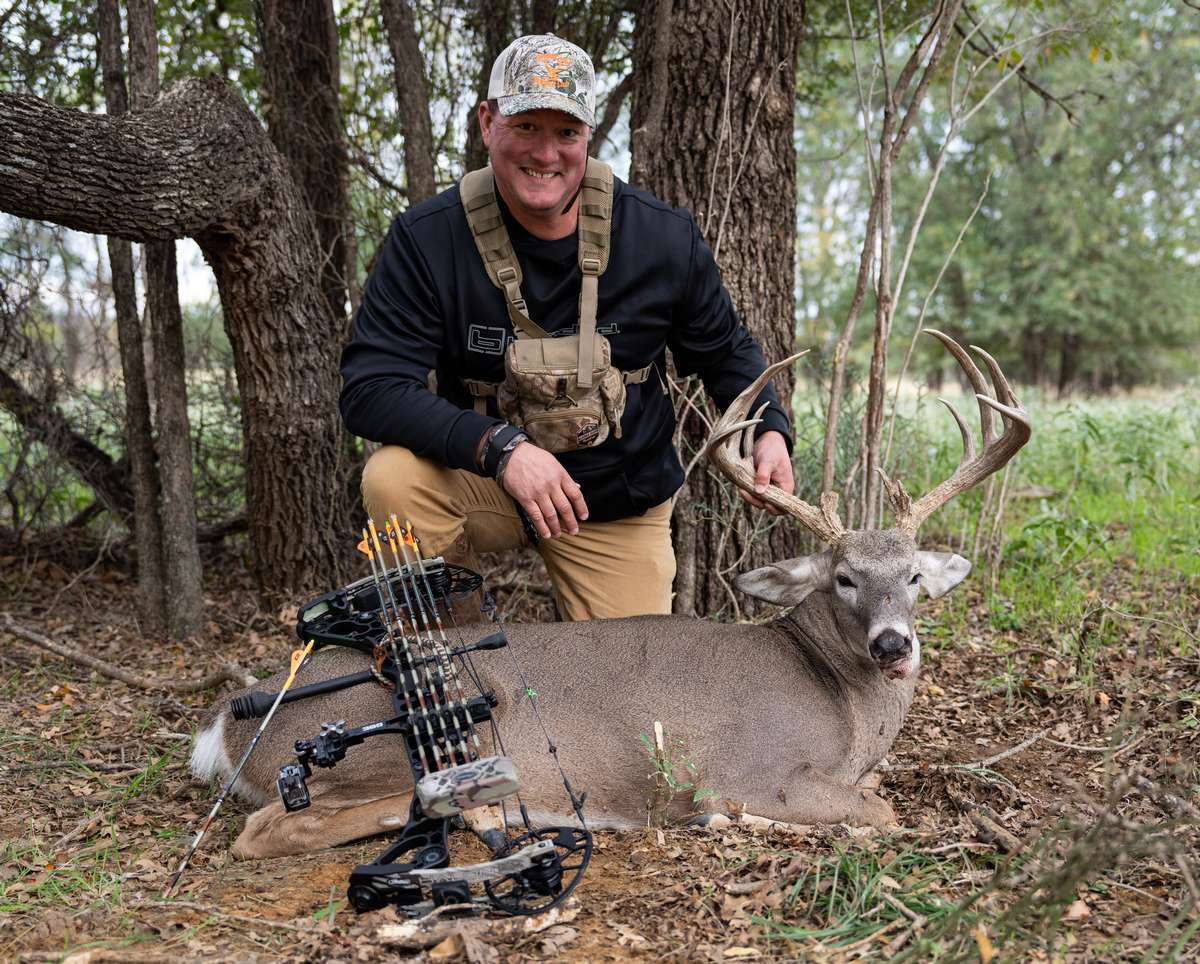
[
  {"x1": 467, "y1": 325, "x2": 510, "y2": 355},
  {"x1": 467, "y1": 322, "x2": 621, "y2": 356}
]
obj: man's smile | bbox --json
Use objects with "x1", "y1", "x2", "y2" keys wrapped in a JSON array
[{"x1": 521, "y1": 167, "x2": 559, "y2": 179}]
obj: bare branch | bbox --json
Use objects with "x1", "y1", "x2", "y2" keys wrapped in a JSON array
[{"x1": 2, "y1": 614, "x2": 256, "y2": 691}]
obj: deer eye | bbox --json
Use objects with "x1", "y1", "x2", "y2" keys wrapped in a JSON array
[
  {"x1": 910, "y1": 573, "x2": 920, "y2": 585},
  {"x1": 836, "y1": 574, "x2": 856, "y2": 589}
]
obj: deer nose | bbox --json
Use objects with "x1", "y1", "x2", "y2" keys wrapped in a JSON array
[{"x1": 870, "y1": 629, "x2": 911, "y2": 663}]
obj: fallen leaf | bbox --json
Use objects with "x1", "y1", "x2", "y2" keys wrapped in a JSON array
[
  {"x1": 974, "y1": 923, "x2": 995, "y2": 963},
  {"x1": 1064, "y1": 899, "x2": 1091, "y2": 921},
  {"x1": 429, "y1": 933, "x2": 465, "y2": 960},
  {"x1": 724, "y1": 948, "x2": 761, "y2": 960},
  {"x1": 614, "y1": 923, "x2": 648, "y2": 946},
  {"x1": 539, "y1": 925, "x2": 579, "y2": 955}
]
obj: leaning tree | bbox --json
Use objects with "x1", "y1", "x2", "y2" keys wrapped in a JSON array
[{"x1": 0, "y1": 78, "x2": 349, "y2": 596}]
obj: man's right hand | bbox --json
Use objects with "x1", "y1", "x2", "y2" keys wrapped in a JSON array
[{"x1": 498, "y1": 442, "x2": 589, "y2": 538}]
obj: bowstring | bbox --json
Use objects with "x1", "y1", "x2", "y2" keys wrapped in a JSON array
[{"x1": 447, "y1": 585, "x2": 589, "y2": 835}]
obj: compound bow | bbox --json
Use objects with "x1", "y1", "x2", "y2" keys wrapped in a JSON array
[{"x1": 229, "y1": 516, "x2": 591, "y2": 916}]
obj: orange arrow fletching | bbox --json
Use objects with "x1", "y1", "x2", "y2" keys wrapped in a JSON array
[{"x1": 282, "y1": 641, "x2": 314, "y2": 690}]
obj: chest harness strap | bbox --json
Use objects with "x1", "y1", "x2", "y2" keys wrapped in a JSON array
[{"x1": 458, "y1": 159, "x2": 652, "y2": 415}]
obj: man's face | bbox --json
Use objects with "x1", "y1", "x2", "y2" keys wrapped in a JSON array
[{"x1": 479, "y1": 105, "x2": 589, "y2": 228}]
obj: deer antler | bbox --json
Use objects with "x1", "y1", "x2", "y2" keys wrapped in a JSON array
[
  {"x1": 705, "y1": 352, "x2": 846, "y2": 546},
  {"x1": 882, "y1": 329, "x2": 1031, "y2": 536}
]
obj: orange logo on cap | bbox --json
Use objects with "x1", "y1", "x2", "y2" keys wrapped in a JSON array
[{"x1": 532, "y1": 52, "x2": 571, "y2": 89}]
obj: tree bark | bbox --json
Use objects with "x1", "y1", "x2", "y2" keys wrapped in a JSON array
[
  {"x1": 630, "y1": 0, "x2": 801, "y2": 617},
  {"x1": 126, "y1": 0, "x2": 205, "y2": 638},
  {"x1": 380, "y1": 0, "x2": 438, "y2": 204},
  {"x1": 98, "y1": 0, "x2": 167, "y2": 634},
  {"x1": 464, "y1": 0, "x2": 513, "y2": 174},
  {"x1": 256, "y1": 0, "x2": 351, "y2": 325},
  {"x1": 0, "y1": 79, "x2": 348, "y2": 596}
]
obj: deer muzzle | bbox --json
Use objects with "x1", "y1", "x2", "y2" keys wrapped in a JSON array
[{"x1": 869, "y1": 629, "x2": 914, "y2": 680}]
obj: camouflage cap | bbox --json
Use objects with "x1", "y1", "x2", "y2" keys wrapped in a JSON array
[{"x1": 487, "y1": 34, "x2": 596, "y2": 128}]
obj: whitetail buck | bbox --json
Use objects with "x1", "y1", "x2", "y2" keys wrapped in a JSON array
[{"x1": 191, "y1": 329, "x2": 1029, "y2": 859}]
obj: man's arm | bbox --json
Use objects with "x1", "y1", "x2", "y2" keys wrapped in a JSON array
[
  {"x1": 667, "y1": 216, "x2": 796, "y2": 513},
  {"x1": 340, "y1": 215, "x2": 499, "y2": 471},
  {"x1": 342, "y1": 213, "x2": 589, "y2": 536}
]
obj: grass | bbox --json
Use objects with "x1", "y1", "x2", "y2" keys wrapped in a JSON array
[{"x1": 895, "y1": 392, "x2": 1199, "y2": 654}]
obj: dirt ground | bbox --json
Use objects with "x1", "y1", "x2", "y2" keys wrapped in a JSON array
[{"x1": 1, "y1": 543, "x2": 1197, "y2": 962}]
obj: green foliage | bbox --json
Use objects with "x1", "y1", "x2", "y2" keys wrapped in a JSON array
[
  {"x1": 640, "y1": 726, "x2": 718, "y2": 827},
  {"x1": 797, "y1": 0, "x2": 1200, "y2": 390}
]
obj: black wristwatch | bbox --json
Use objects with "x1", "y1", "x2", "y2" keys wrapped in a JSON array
[{"x1": 482, "y1": 424, "x2": 529, "y2": 478}]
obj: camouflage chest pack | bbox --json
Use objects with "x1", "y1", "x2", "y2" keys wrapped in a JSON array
[{"x1": 459, "y1": 158, "x2": 651, "y2": 453}]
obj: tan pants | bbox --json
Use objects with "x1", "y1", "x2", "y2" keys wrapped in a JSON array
[{"x1": 361, "y1": 446, "x2": 676, "y2": 620}]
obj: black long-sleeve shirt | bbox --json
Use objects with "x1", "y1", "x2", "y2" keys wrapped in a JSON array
[{"x1": 340, "y1": 176, "x2": 791, "y2": 522}]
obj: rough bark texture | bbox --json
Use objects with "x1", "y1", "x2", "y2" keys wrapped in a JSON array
[
  {"x1": 380, "y1": 0, "x2": 437, "y2": 204},
  {"x1": 464, "y1": 0, "x2": 513, "y2": 173},
  {"x1": 127, "y1": 0, "x2": 205, "y2": 638},
  {"x1": 0, "y1": 79, "x2": 348, "y2": 596},
  {"x1": 256, "y1": 0, "x2": 350, "y2": 324},
  {"x1": 630, "y1": 0, "x2": 802, "y2": 617},
  {"x1": 98, "y1": 0, "x2": 167, "y2": 634}
]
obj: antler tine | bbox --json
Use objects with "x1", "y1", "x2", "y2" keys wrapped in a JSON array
[
  {"x1": 893, "y1": 331, "x2": 1032, "y2": 536},
  {"x1": 971, "y1": 344, "x2": 1021, "y2": 411},
  {"x1": 705, "y1": 351, "x2": 846, "y2": 545},
  {"x1": 744, "y1": 401, "x2": 771, "y2": 461},
  {"x1": 924, "y1": 328, "x2": 995, "y2": 446},
  {"x1": 938, "y1": 397, "x2": 977, "y2": 464}
]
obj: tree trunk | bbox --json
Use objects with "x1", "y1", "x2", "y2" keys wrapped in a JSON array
[
  {"x1": 464, "y1": 0, "x2": 513, "y2": 174},
  {"x1": 1057, "y1": 329, "x2": 1080, "y2": 398},
  {"x1": 127, "y1": 0, "x2": 204, "y2": 638},
  {"x1": 630, "y1": 0, "x2": 801, "y2": 618},
  {"x1": 381, "y1": 0, "x2": 438, "y2": 204},
  {"x1": 0, "y1": 79, "x2": 348, "y2": 597},
  {"x1": 256, "y1": 0, "x2": 351, "y2": 325},
  {"x1": 98, "y1": 0, "x2": 167, "y2": 634}
]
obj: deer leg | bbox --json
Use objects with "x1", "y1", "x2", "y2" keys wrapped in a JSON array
[
  {"x1": 232, "y1": 789, "x2": 414, "y2": 859},
  {"x1": 694, "y1": 776, "x2": 898, "y2": 833},
  {"x1": 460, "y1": 804, "x2": 508, "y2": 851}
]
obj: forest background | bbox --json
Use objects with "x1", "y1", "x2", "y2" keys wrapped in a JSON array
[{"x1": 0, "y1": 1, "x2": 1198, "y2": 961}]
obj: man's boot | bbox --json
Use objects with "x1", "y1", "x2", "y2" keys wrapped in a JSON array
[{"x1": 437, "y1": 534, "x2": 490, "y2": 625}]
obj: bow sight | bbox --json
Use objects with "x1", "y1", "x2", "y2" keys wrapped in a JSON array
[{"x1": 230, "y1": 516, "x2": 592, "y2": 916}]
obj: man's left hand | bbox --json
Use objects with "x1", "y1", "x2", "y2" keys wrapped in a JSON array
[{"x1": 738, "y1": 430, "x2": 794, "y2": 516}]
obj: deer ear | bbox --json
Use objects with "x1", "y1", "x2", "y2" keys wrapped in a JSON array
[
  {"x1": 916, "y1": 552, "x2": 971, "y2": 598},
  {"x1": 735, "y1": 552, "x2": 832, "y2": 606}
]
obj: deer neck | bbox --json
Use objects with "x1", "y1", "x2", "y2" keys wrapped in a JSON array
[
  {"x1": 776, "y1": 592, "x2": 874, "y2": 686},
  {"x1": 776, "y1": 592, "x2": 917, "y2": 776}
]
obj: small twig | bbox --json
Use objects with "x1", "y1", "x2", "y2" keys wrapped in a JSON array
[
  {"x1": 1044, "y1": 735, "x2": 1138, "y2": 754},
  {"x1": 147, "y1": 900, "x2": 307, "y2": 932},
  {"x1": 967, "y1": 645, "x2": 1063, "y2": 661},
  {"x1": 1133, "y1": 775, "x2": 1200, "y2": 822},
  {"x1": 884, "y1": 729, "x2": 1048, "y2": 773},
  {"x1": 1174, "y1": 855, "x2": 1200, "y2": 906},
  {"x1": 881, "y1": 890, "x2": 927, "y2": 928},
  {"x1": 1086, "y1": 604, "x2": 1198, "y2": 645},
  {"x1": 1, "y1": 758, "x2": 149, "y2": 773},
  {"x1": 1, "y1": 614, "x2": 255, "y2": 691},
  {"x1": 968, "y1": 809, "x2": 1023, "y2": 853}
]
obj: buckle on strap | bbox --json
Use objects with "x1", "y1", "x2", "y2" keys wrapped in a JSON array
[
  {"x1": 496, "y1": 265, "x2": 518, "y2": 284},
  {"x1": 580, "y1": 256, "x2": 601, "y2": 276}
]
